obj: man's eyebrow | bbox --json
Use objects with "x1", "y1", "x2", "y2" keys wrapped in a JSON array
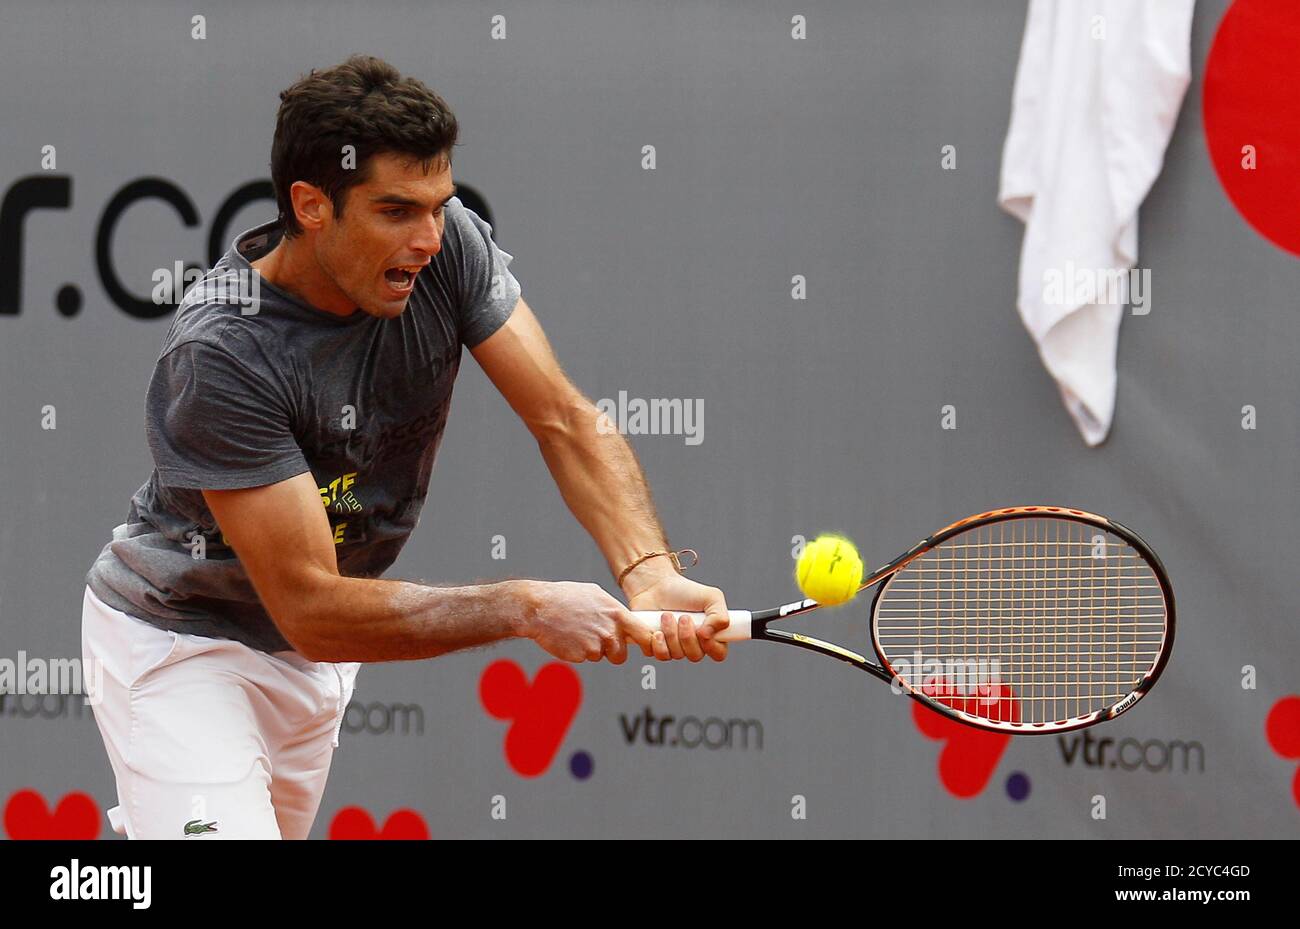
[{"x1": 371, "y1": 185, "x2": 458, "y2": 209}]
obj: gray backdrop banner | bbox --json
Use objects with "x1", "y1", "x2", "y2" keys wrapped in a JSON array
[{"x1": 1, "y1": 0, "x2": 1296, "y2": 838}]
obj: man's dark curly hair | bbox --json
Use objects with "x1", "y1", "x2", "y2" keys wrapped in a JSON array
[{"x1": 270, "y1": 55, "x2": 459, "y2": 238}]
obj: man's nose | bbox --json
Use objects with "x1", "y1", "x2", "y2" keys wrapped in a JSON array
[{"x1": 409, "y1": 214, "x2": 443, "y2": 256}]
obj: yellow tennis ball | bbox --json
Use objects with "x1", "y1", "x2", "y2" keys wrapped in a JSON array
[{"x1": 796, "y1": 534, "x2": 864, "y2": 605}]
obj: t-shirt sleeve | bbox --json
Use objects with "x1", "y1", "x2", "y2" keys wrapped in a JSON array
[
  {"x1": 145, "y1": 341, "x2": 310, "y2": 490},
  {"x1": 448, "y1": 197, "x2": 522, "y2": 348}
]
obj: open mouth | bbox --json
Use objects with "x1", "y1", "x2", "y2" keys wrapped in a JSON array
[{"x1": 383, "y1": 265, "x2": 424, "y2": 295}]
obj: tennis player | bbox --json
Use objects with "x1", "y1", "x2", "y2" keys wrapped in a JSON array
[{"x1": 81, "y1": 55, "x2": 729, "y2": 840}]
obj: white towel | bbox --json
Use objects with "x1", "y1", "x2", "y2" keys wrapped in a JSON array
[{"x1": 999, "y1": 0, "x2": 1194, "y2": 445}]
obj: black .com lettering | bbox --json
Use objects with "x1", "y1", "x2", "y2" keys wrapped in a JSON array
[
  {"x1": 1058, "y1": 729, "x2": 1204, "y2": 773},
  {"x1": 618, "y1": 706, "x2": 763, "y2": 751}
]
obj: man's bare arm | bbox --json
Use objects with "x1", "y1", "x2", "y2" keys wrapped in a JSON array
[
  {"x1": 471, "y1": 298, "x2": 730, "y2": 661},
  {"x1": 202, "y1": 473, "x2": 653, "y2": 663},
  {"x1": 469, "y1": 299, "x2": 677, "y2": 595}
]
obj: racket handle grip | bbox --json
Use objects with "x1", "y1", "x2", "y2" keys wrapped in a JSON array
[{"x1": 627, "y1": 610, "x2": 753, "y2": 642}]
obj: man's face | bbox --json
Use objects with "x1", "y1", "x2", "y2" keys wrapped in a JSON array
[{"x1": 314, "y1": 151, "x2": 455, "y2": 319}]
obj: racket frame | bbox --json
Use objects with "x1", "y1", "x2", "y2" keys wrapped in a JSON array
[{"x1": 748, "y1": 506, "x2": 1175, "y2": 734}]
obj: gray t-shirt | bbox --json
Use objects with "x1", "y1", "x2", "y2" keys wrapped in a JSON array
[{"x1": 86, "y1": 197, "x2": 521, "y2": 652}]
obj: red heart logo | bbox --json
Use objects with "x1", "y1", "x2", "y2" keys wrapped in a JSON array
[
  {"x1": 328, "y1": 806, "x2": 429, "y2": 840},
  {"x1": 1264, "y1": 694, "x2": 1300, "y2": 808},
  {"x1": 480, "y1": 660, "x2": 582, "y2": 777},
  {"x1": 4, "y1": 789, "x2": 100, "y2": 839},
  {"x1": 911, "y1": 678, "x2": 1017, "y2": 798}
]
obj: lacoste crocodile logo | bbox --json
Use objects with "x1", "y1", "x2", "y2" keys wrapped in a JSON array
[{"x1": 183, "y1": 819, "x2": 219, "y2": 837}]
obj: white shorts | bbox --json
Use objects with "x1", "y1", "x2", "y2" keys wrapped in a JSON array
[{"x1": 81, "y1": 585, "x2": 361, "y2": 840}]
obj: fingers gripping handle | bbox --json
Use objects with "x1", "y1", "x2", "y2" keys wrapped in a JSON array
[{"x1": 628, "y1": 610, "x2": 753, "y2": 643}]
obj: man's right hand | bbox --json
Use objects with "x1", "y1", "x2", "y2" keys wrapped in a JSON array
[{"x1": 519, "y1": 580, "x2": 657, "y2": 664}]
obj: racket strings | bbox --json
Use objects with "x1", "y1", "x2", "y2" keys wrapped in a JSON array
[{"x1": 873, "y1": 517, "x2": 1168, "y2": 727}]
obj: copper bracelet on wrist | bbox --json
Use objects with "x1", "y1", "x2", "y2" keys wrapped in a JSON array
[{"x1": 617, "y1": 548, "x2": 699, "y2": 587}]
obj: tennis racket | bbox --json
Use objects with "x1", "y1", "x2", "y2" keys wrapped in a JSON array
[{"x1": 630, "y1": 506, "x2": 1174, "y2": 734}]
